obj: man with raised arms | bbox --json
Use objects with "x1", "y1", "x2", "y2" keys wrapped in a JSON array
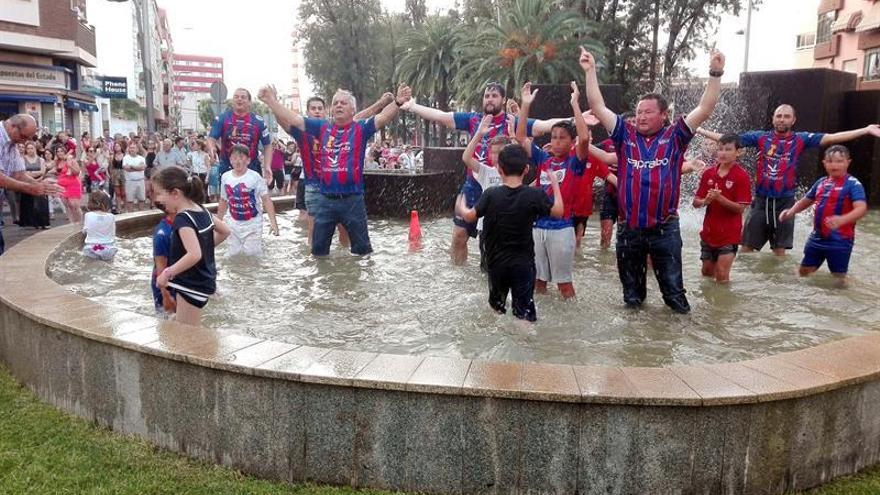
[
  {"x1": 402, "y1": 83, "x2": 579, "y2": 265},
  {"x1": 581, "y1": 46, "x2": 726, "y2": 314},
  {"x1": 260, "y1": 84, "x2": 411, "y2": 256},
  {"x1": 697, "y1": 105, "x2": 880, "y2": 256},
  {"x1": 207, "y1": 88, "x2": 274, "y2": 183}
]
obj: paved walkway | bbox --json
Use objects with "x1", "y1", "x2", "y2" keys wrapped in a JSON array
[{"x1": 1, "y1": 207, "x2": 70, "y2": 252}]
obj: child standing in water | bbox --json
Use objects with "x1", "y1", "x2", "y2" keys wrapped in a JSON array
[
  {"x1": 153, "y1": 167, "x2": 230, "y2": 326},
  {"x1": 218, "y1": 144, "x2": 280, "y2": 256},
  {"x1": 778, "y1": 145, "x2": 868, "y2": 282},
  {"x1": 152, "y1": 202, "x2": 176, "y2": 316},
  {"x1": 81, "y1": 191, "x2": 116, "y2": 261},
  {"x1": 457, "y1": 144, "x2": 563, "y2": 321}
]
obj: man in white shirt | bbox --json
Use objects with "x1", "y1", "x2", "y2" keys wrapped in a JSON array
[{"x1": 122, "y1": 143, "x2": 146, "y2": 211}]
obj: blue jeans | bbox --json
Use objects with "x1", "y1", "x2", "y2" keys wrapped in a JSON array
[
  {"x1": 616, "y1": 218, "x2": 690, "y2": 314},
  {"x1": 310, "y1": 193, "x2": 372, "y2": 256}
]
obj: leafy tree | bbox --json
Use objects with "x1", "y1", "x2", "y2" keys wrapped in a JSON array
[
  {"x1": 297, "y1": 0, "x2": 385, "y2": 105},
  {"x1": 454, "y1": 0, "x2": 601, "y2": 107},
  {"x1": 569, "y1": 0, "x2": 760, "y2": 99},
  {"x1": 197, "y1": 99, "x2": 270, "y2": 131},
  {"x1": 396, "y1": 14, "x2": 461, "y2": 144},
  {"x1": 110, "y1": 99, "x2": 145, "y2": 121},
  {"x1": 397, "y1": 15, "x2": 460, "y2": 112},
  {"x1": 405, "y1": 0, "x2": 426, "y2": 25}
]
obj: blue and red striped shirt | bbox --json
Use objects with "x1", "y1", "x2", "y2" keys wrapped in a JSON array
[
  {"x1": 805, "y1": 174, "x2": 866, "y2": 242},
  {"x1": 209, "y1": 110, "x2": 271, "y2": 173},
  {"x1": 454, "y1": 112, "x2": 534, "y2": 172},
  {"x1": 530, "y1": 144, "x2": 598, "y2": 230},
  {"x1": 302, "y1": 117, "x2": 377, "y2": 195},
  {"x1": 740, "y1": 130, "x2": 824, "y2": 199},
  {"x1": 289, "y1": 126, "x2": 321, "y2": 185},
  {"x1": 611, "y1": 116, "x2": 694, "y2": 229}
]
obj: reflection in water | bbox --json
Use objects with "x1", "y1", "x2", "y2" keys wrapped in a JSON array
[{"x1": 48, "y1": 209, "x2": 880, "y2": 367}]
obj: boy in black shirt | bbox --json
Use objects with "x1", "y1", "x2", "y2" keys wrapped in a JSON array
[{"x1": 458, "y1": 144, "x2": 563, "y2": 321}]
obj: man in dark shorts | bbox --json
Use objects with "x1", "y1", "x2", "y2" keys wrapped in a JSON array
[{"x1": 698, "y1": 105, "x2": 880, "y2": 255}]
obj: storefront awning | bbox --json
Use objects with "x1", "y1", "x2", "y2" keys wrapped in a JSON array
[
  {"x1": 64, "y1": 98, "x2": 98, "y2": 112},
  {"x1": 832, "y1": 11, "x2": 863, "y2": 32},
  {"x1": 856, "y1": 5, "x2": 880, "y2": 32},
  {"x1": 0, "y1": 94, "x2": 58, "y2": 104}
]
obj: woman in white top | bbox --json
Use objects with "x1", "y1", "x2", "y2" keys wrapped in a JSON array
[{"x1": 187, "y1": 139, "x2": 210, "y2": 183}]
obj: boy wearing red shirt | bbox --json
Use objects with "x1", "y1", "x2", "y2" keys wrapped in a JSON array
[{"x1": 693, "y1": 134, "x2": 751, "y2": 283}]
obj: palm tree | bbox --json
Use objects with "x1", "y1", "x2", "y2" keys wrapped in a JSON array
[
  {"x1": 397, "y1": 15, "x2": 461, "y2": 145},
  {"x1": 454, "y1": 0, "x2": 602, "y2": 108},
  {"x1": 397, "y1": 15, "x2": 460, "y2": 112}
]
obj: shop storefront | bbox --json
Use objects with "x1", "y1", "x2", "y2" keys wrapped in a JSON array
[{"x1": 0, "y1": 60, "x2": 98, "y2": 135}]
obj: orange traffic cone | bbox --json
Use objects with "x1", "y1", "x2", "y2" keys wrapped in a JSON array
[{"x1": 408, "y1": 210, "x2": 422, "y2": 251}]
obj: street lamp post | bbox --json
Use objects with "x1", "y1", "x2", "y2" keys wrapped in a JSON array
[
  {"x1": 108, "y1": 0, "x2": 155, "y2": 132},
  {"x1": 744, "y1": 0, "x2": 753, "y2": 73}
]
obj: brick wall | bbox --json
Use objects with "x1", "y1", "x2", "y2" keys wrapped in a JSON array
[{"x1": 0, "y1": 0, "x2": 96, "y2": 59}]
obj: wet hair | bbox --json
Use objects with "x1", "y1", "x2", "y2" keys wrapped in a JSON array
[
  {"x1": 86, "y1": 191, "x2": 111, "y2": 212},
  {"x1": 719, "y1": 133, "x2": 742, "y2": 148},
  {"x1": 551, "y1": 120, "x2": 577, "y2": 139},
  {"x1": 498, "y1": 144, "x2": 529, "y2": 176},
  {"x1": 824, "y1": 144, "x2": 850, "y2": 159},
  {"x1": 229, "y1": 144, "x2": 250, "y2": 158},
  {"x1": 637, "y1": 93, "x2": 669, "y2": 113},
  {"x1": 484, "y1": 82, "x2": 506, "y2": 99},
  {"x1": 306, "y1": 96, "x2": 325, "y2": 108},
  {"x1": 152, "y1": 166, "x2": 205, "y2": 204}
]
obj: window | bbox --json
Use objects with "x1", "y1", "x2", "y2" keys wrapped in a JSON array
[
  {"x1": 817, "y1": 11, "x2": 835, "y2": 44},
  {"x1": 796, "y1": 32, "x2": 816, "y2": 49},
  {"x1": 865, "y1": 49, "x2": 880, "y2": 81},
  {"x1": 842, "y1": 59, "x2": 858, "y2": 74}
]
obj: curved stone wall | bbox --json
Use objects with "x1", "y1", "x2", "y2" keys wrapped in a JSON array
[{"x1": 2, "y1": 204, "x2": 880, "y2": 494}]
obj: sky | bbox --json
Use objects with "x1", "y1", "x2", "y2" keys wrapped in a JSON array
[{"x1": 157, "y1": 0, "x2": 818, "y2": 104}]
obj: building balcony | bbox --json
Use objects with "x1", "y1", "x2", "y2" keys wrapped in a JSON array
[
  {"x1": 0, "y1": 1, "x2": 97, "y2": 66},
  {"x1": 814, "y1": 35, "x2": 840, "y2": 60}
]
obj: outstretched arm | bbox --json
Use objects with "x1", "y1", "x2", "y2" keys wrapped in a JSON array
[
  {"x1": 259, "y1": 84, "x2": 304, "y2": 132},
  {"x1": 355, "y1": 92, "x2": 395, "y2": 120},
  {"x1": 517, "y1": 82, "x2": 538, "y2": 157},
  {"x1": 462, "y1": 115, "x2": 493, "y2": 174},
  {"x1": 548, "y1": 168, "x2": 564, "y2": 218},
  {"x1": 589, "y1": 145, "x2": 617, "y2": 165},
  {"x1": 778, "y1": 197, "x2": 814, "y2": 223},
  {"x1": 374, "y1": 84, "x2": 412, "y2": 129},
  {"x1": 820, "y1": 124, "x2": 880, "y2": 146},
  {"x1": 261, "y1": 194, "x2": 279, "y2": 235},
  {"x1": 684, "y1": 50, "x2": 725, "y2": 131},
  {"x1": 696, "y1": 127, "x2": 723, "y2": 141},
  {"x1": 456, "y1": 194, "x2": 478, "y2": 223},
  {"x1": 580, "y1": 47, "x2": 617, "y2": 133},
  {"x1": 400, "y1": 100, "x2": 456, "y2": 128},
  {"x1": 571, "y1": 82, "x2": 591, "y2": 161}
]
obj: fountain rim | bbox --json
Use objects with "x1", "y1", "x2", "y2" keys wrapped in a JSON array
[{"x1": 2, "y1": 197, "x2": 879, "y2": 408}]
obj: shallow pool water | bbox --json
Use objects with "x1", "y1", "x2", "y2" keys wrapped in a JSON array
[{"x1": 48, "y1": 208, "x2": 880, "y2": 367}]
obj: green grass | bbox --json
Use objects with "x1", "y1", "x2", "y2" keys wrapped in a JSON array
[
  {"x1": 0, "y1": 363, "x2": 878, "y2": 494},
  {"x1": 0, "y1": 365, "x2": 398, "y2": 494}
]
